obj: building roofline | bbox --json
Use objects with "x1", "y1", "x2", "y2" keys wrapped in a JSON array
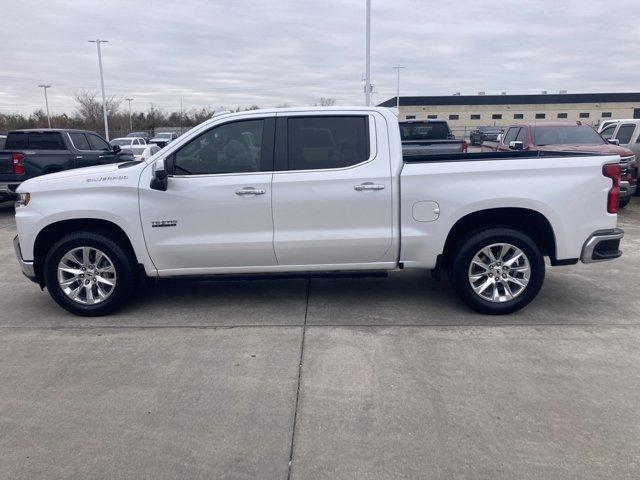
[{"x1": 378, "y1": 92, "x2": 640, "y2": 107}]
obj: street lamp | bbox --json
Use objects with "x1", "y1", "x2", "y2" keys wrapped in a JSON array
[
  {"x1": 88, "y1": 39, "x2": 110, "y2": 140},
  {"x1": 125, "y1": 98, "x2": 134, "y2": 131},
  {"x1": 392, "y1": 66, "x2": 405, "y2": 110},
  {"x1": 364, "y1": 0, "x2": 372, "y2": 106},
  {"x1": 38, "y1": 84, "x2": 51, "y2": 128}
]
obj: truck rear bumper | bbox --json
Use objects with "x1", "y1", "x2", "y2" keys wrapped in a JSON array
[
  {"x1": 580, "y1": 228, "x2": 624, "y2": 263},
  {"x1": 13, "y1": 235, "x2": 37, "y2": 282}
]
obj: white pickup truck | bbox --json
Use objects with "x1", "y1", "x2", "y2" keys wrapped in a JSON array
[{"x1": 13, "y1": 107, "x2": 624, "y2": 316}]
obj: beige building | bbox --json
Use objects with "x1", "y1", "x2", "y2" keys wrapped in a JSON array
[{"x1": 379, "y1": 92, "x2": 640, "y2": 134}]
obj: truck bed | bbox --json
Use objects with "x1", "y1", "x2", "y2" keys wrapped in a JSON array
[{"x1": 402, "y1": 150, "x2": 601, "y2": 163}]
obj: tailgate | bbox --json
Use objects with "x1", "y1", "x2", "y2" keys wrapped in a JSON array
[
  {"x1": 402, "y1": 140, "x2": 464, "y2": 156},
  {"x1": 0, "y1": 151, "x2": 13, "y2": 174}
]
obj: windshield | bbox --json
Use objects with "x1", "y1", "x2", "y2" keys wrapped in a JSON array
[
  {"x1": 532, "y1": 126, "x2": 605, "y2": 146},
  {"x1": 110, "y1": 139, "x2": 132, "y2": 146},
  {"x1": 130, "y1": 146, "x2": 147, "y2": 155},
  {"x1": 156, "y1": 133, "x2": 172, "y2": 138},
  {"x1": 399, "y1": 122, "x2": 450, "y2": 141}
]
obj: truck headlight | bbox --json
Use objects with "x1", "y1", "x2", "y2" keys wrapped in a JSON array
[{"x1": 15, "y1": 192, "x2": 30, "y2": 208}]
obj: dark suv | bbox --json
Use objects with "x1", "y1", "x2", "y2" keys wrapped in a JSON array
[{"x1": 470, "y1": 126, "x2": 502, "y2": 146}]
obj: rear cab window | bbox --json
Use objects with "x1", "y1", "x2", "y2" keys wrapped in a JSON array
[
  {"x1": 399, "y1": 121, "x2": 450, "y2": 141},
  {"x1": 6, "y1": 132, "x2": 66, "y2": 150}
]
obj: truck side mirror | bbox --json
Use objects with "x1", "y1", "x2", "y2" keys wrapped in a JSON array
[
  {"x1": 150, "y1": 158, "x2": 168, "y2": 191},
  {"x1": 112, "y1": 144, "x2": 121, "y2": 153},
  {"x1": 608, "y1": 139, "x2": 620, "y2": 146},
  {"x1": 509, "y1": 141, "x2": 524, "y2": 150}
]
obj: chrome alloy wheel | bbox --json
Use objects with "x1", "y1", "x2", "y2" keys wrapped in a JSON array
[
  {"x1": 57, "y1": 247, "x2": 117, "y2": 305},
  {"x1": 468, "y1": 243, "x2": 531, "y2": 303}
]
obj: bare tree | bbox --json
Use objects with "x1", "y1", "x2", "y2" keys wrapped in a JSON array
[{"x1": 317, "y1": 97, "x2": 337, "y2": 106}]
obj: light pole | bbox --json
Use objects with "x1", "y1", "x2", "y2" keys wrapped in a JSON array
[
  {"x1": 364, "y1": 0, "x2": 372, "y2": 106},
  {"x1": 38, "y1": 84, "x2": 52, "y2": 128},
  {"x1": 392, "y1": 66, "x2": 405, "y2": 110},
  {"x1": 125, "y1": 98, "x2": 133, "y2": 131},
  {"x1": 88, "y1": 39, "x2": 110, "y2": 140}
]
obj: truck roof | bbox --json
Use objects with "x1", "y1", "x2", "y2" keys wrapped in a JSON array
[
  {"x1": 506, "y1": 122, "x2": 592, "y2": 128},
  {"x1": 8, "y1": 128, "x2": 97, "y2": 134}
]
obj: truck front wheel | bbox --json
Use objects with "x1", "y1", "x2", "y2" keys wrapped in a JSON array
[
  {"x1": 43, "y1": 231, "x2": 135, "y2": 316},
  {"x1": 450, "y1": 228, "x2": 545, "y2": 315}
]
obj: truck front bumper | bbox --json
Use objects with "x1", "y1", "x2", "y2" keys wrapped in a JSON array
[
  {"x1": 620, "y1": 180, "x2": 636, "y2": 199},
  {"x1": 13, "y1": 235, "x2": 37, "y2": 282},
  {"x1": 580, "y1": 228, "x2": 624, "y2": 263}
]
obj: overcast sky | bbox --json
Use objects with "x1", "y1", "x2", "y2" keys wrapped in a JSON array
[{"x1": 1, "y1": 0, "x2": 639, "y2": 115}]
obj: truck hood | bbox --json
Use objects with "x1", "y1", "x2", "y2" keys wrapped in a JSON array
[
  {"x1": 535, "y1": 144, "x2": 634, "y2": 157},
  {"x1": 16, "y1": 162, "x2": 140, "y2": 193}
]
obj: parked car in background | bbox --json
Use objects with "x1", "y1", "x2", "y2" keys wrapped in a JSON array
[
  {"x1": 469, "y1": 126, "x2": 502, "y2": 146},
  {"x1": 150, "y1": 132, "x2": 178, "y2": 148},
  {"x1": 127, "y1": 131, "x2": 152, "y2": 144},
  {"x1": 0, "y1": 135, "x2": 6, "y2": 150},
  {"x1": 399, "y1": 120, "x2": 467, "y2": 155},
  {"x1": 481, "y1": 122, "x2": 637, "y2": 207},
  {"x1": 598, "y1": 119, "x2": 635, "y2": 134},
  {"x1": 598, "y1": 120, "x2": 640, "y2": 196},
  {"x1": 110, "y1": 137, "x2": 147, "y2": 150},
  {"x1": 0, "y1": 129, "x2": 133, "y2": 202},
  {"x1": 128, "y1": 144, "x2": 161, "y2": 162},
  {"x1": 12, "y1": 107, "x2": 624, "y2": 317}
]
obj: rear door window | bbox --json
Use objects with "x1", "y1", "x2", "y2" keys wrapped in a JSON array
[{"x1": 286, "y1": 116, "x2": 369, "y2": 170}]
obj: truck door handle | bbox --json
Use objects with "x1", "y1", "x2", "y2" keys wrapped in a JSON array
[
  {"x1": 235, "y1": 187, "x2": 266, "y2": 196},
  {"x1": 354, "y1": 182, "x2": 385, "y2": 191},
  {"x1": 76, "y1": 156, "x2": 83, "y2": 159}
]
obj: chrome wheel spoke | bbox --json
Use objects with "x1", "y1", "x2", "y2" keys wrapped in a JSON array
[
  {"x1": 468, "y1": 242, "x2": 530, "y2": 303},
  {"x1": 473, "y1": 278, "x2": 494, "y2": 295},
  {"x1": 96, "y1": 275, "x2": 114, "y2": 287},
  {"x1": 57, "y1": 246, "x2": 116, "y2": 305}
]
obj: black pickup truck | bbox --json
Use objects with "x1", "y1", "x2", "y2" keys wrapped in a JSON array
[
  {"x1": 0, "y1": 129, "x2": 133, "y2": 201},
  {"x1": 399, "y1": 120, "x2": 467, "y2": 156}
]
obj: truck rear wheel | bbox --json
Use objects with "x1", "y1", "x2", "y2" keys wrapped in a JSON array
[
  {"x1": 450, "y1": 227, "x2": 545, "y2": 315},
  {"x1": 43, "y1": 231, "x2": 135, "y2": 316}
]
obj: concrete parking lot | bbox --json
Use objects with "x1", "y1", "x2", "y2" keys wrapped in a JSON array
[{"x1": 1, "y1": 200, "x2": 639, "y2": 479}]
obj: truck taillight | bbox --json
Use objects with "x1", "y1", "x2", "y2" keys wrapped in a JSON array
[
  {"x1": 12, "y1": 153, "x2": 25, "y2": 175},
  {"x1": 603, "y1": 163, "x2": 621, "y2": 214}
]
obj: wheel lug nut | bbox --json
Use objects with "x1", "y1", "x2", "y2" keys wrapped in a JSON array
[
  {"x1": 489, "y1": 273, "x2": 493, "y2": 277},
  {"x1": 502, "y1": 273, "x2": 507, "y2": 278},
  {"x1": 84, "y1": 280, "x2": 89, "y2": 285}
]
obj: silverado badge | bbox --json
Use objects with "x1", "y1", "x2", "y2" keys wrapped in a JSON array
[{"x1": 151, "y1": 220, "x2": 178, "y2": 228}]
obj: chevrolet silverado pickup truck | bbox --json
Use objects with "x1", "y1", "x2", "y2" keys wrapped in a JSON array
[
  {"x1": 0, "y1": 129, "x2": 133, "y2": 202},
  {"x1": 13, "y1": 107, "x2": 624, "y2": 316},
  {"x1": 481, "y1": 122, "x2": 637, "y2": 207}
]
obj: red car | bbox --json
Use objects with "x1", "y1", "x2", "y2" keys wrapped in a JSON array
[{"x1": 481, "y1": 122, "x2": 637, "y2": 207}]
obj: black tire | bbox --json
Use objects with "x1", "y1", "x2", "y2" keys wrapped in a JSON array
[
  {"x1": 44, "y1": 231, "x2": 136, "y2": 316},
  {"x1": 450, "y1": 227, "x2": 545, "y2": 315}
]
